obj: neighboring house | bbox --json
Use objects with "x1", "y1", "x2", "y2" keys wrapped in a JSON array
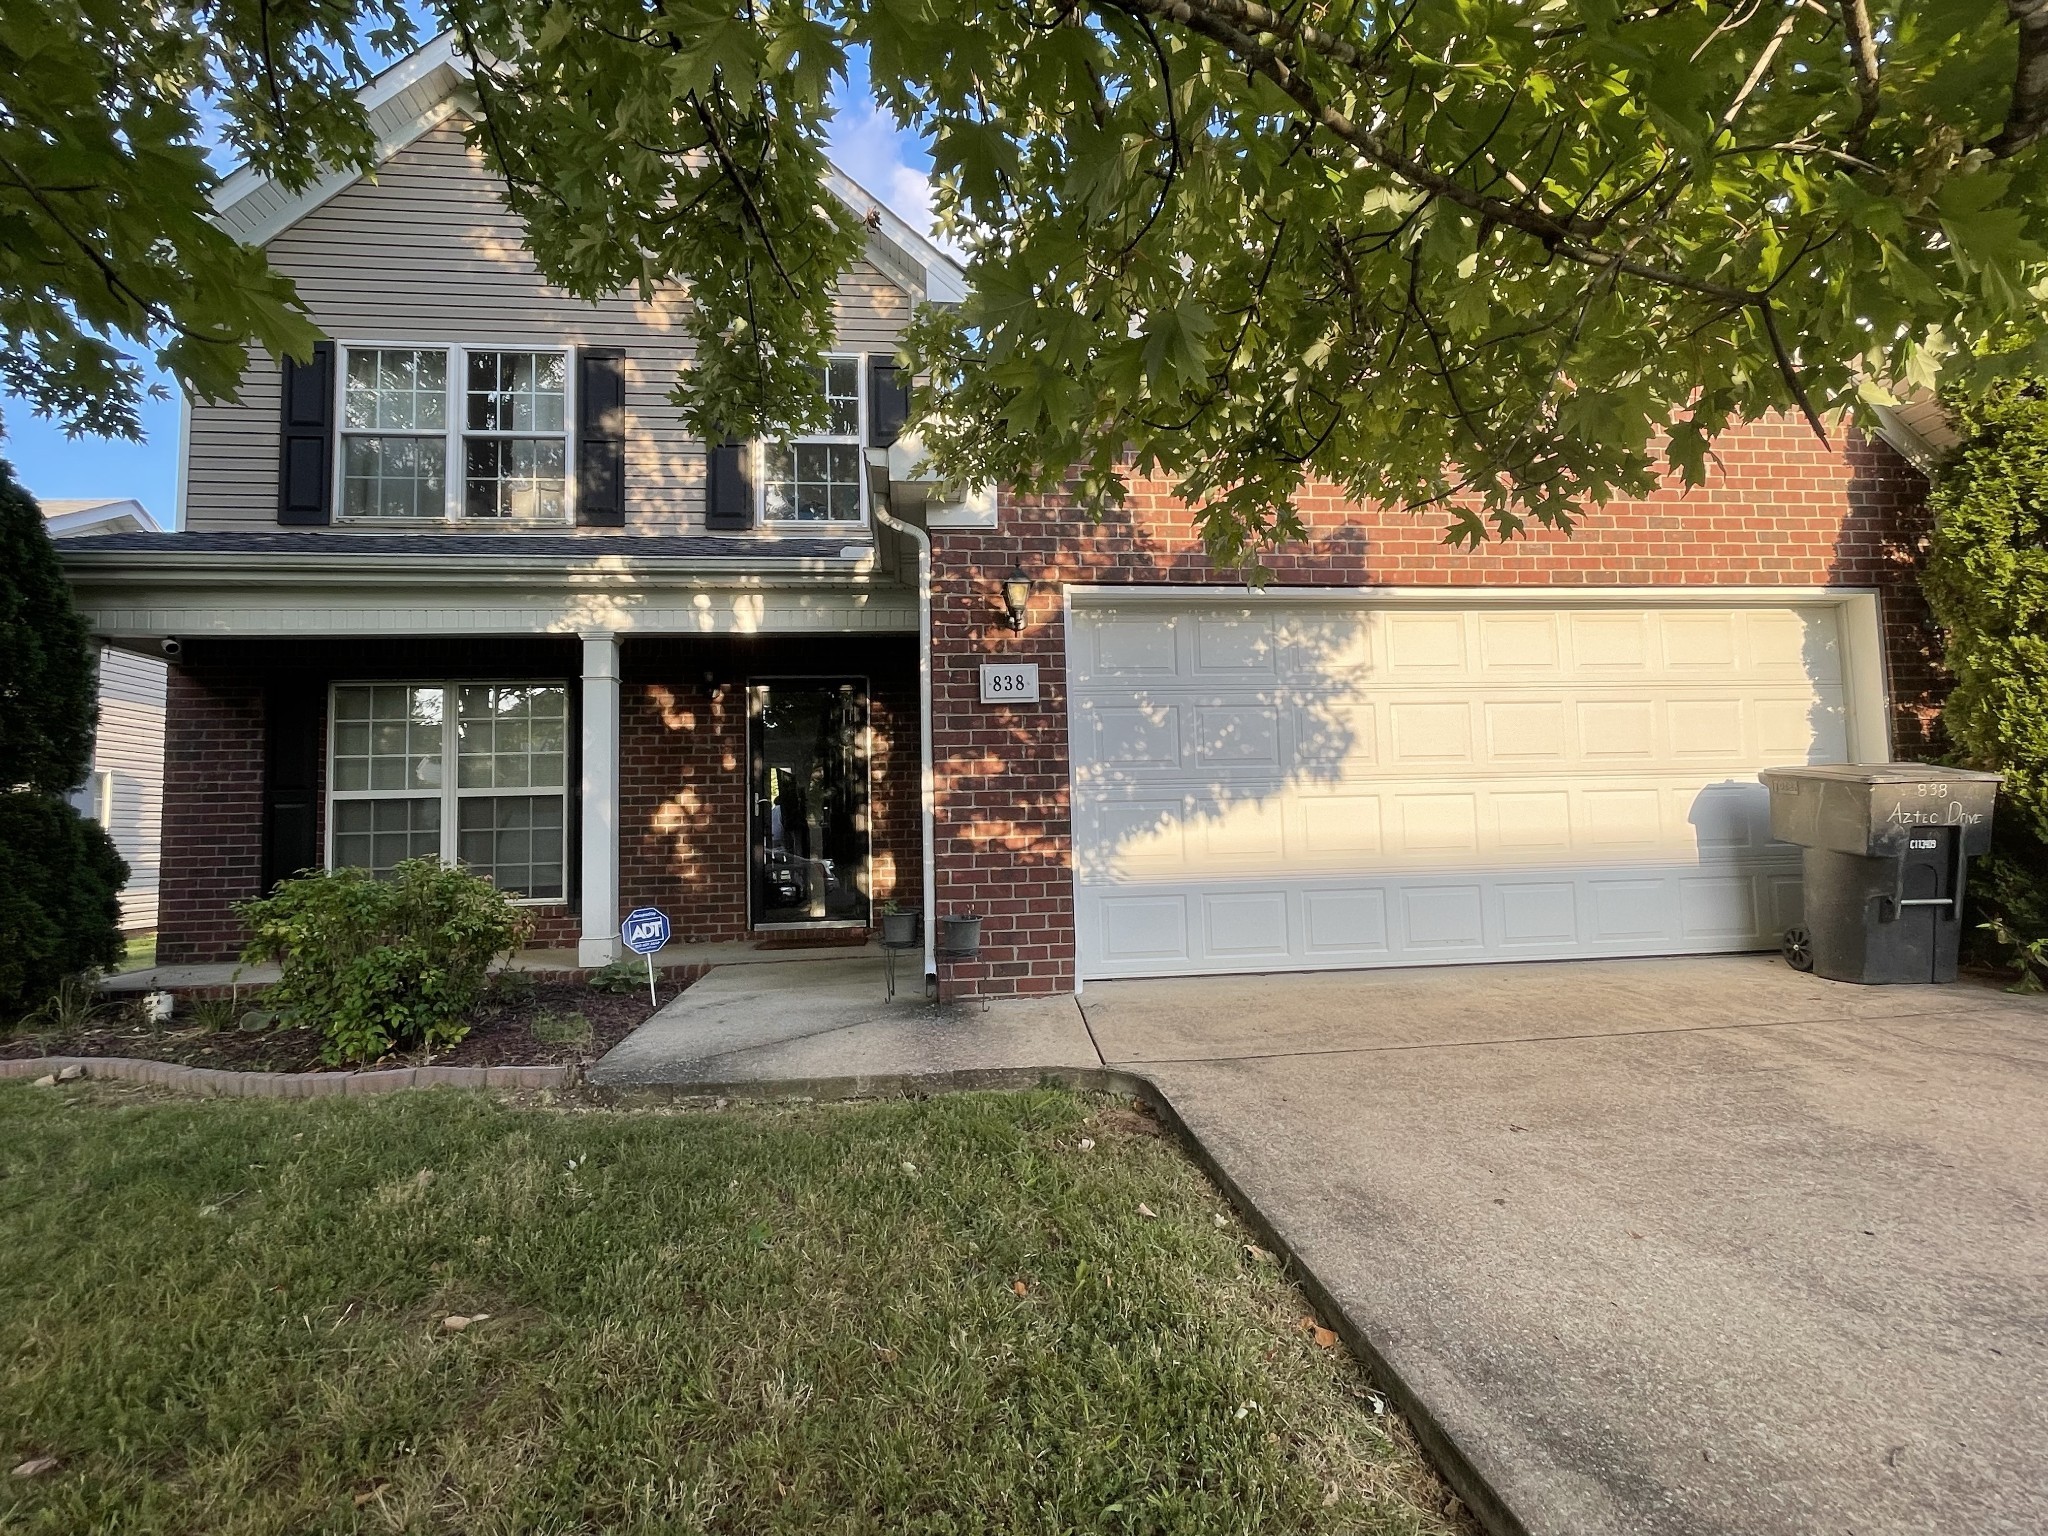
[
  {"x1": 57, "y1": 36, "x2": 1945, "y2": 998},
  {"x1": 44, "y1": 498, "x2": 168, "y2": 934}
]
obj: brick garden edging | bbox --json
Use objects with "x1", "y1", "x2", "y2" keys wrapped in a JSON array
[{"x1": 0, "y1": 1055, "x2": 576, "y2": 1097}]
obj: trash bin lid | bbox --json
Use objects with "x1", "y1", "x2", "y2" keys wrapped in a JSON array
[{"x1": 1757, "y1": 762, "x2": 2003, "y2": 786}]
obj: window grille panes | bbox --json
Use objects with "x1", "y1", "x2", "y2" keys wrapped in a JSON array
[
  {"x1": 329, "y1": 680, "x2": 567, "y2": 900},
  {"x1": 330, "y1": 685, "x2": 444, "y2": 792},
  {"x1": 342, "y1": 436, "x2": 447, "y2": 520},
  {"x1": 462, "y1": 350, "x2": 568, "y2": 521},
  {"x1": 466, "y1": 351, "x2": 567, "y2": 433},
  {"x1": 340, "y1": 349, "x2": 448, "y2": 519},
  {"x1": 821, "y1": 358, "x2": 859, "y2": 435},
  {"x1": 331, "y1": 797, "x2": 442, "y2": 878},
  {"x1": 456, "y1": 686, "x2": 567, "y2": 789},
  {"x1": 764, "y1": 441, "x2": 864, "y2": 522},
  {"x1": 345, "y1": 349, "x2": 447, "y2": 431},
  {"x1": 464, "y1": 438, "x2": 568, "y2": 521},
  {"x1": 762, "y1": 359, "x2": 863, "y2": 523},
  {"x1": 457, "y1": 795, "x2": 565, "y2": 899}
]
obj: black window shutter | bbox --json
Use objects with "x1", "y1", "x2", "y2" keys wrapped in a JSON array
[
  {"x1": 577, "y1": 348, "x2": 627, "y2": 527},
  {"x1": 704, "y1": 437, "x2": 752, "y2": 530},
  {"x1": 263, "y1": 684, "x2": 323, "y2": 891},
  {"x1": 868, "y1": 354, "x2": 910, "y2": 447},
  {"x1": 277, "y1": 341, "x2": 334, "y2": 525}
]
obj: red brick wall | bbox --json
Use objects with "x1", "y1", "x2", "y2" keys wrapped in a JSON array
[
  {"x1": 156, "y1": 668, "x2": 267, "y2": 965},
  {"x1": 927, "y1": 418, "x2": 1944, "y2": 999}
]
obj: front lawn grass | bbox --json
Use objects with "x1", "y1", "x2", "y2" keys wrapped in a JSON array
[{"x1": 0, "y1": 1085, "x2": 1465, "y2": 1535}]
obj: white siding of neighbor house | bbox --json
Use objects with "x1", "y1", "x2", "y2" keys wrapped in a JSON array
[
  {"x1": 91, "y1": 647, "x2": 167, "y2": 932},
  {"x1": 184, "y1": 118, "x2": 914, "y2": 534}
]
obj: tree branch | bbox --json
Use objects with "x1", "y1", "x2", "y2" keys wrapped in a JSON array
[
  {"x1": 1987, "y1": 0, "x2": 2048, "y2": 156},
  {"x1": 1837, "y1": 0, "x2": 1882, "y2": 151}
]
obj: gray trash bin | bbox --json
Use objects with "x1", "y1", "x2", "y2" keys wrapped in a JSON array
[{"x1": 1759, "y1": 764, "x2": 2002, "y2": 984}]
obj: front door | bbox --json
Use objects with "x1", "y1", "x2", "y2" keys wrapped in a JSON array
[{"x1": 748, "y1": 678, "x2": 870, "y2": 928}]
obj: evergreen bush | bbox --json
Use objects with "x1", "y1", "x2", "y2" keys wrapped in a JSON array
[
  {"x1": 1923, "y1": 380, "x2": 2048, "y2": 989},
  {"x1": 0, "y1": 459, "x2": 125, "y2": 1019}
]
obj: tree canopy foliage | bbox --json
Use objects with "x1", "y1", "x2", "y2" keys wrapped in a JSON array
[
  {"x1": 460, "y1": 0, "x2": 2048, "y2": 554},
  {"x1": 0, "y1": 0, "x2": 417, "y2": 438},
  {"x1": 9, "y1": 2, "x2": 2048, "y2": 556}
]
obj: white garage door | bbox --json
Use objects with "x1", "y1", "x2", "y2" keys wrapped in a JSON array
[{"x1": 1070, "y1": 597, "x2": 1865, "y2": 980}]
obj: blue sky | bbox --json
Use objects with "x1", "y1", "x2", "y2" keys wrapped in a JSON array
[{"x1": 0, "y1": 47, "x2": 935, "y2": 525}]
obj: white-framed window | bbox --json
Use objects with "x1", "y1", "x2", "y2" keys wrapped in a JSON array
[
  {"x1": 327, "y1": 682, "x2": 569, "y2": 902},
  {"x1": 760, "y1": 356, "x2": 865, "y2": 524},
  {"x1": 336, "y1": 345, "x2": 573, "y2": 525}
]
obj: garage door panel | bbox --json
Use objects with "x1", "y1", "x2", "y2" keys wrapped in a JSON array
[
  {"x1": 1073, "y1": 599, "x2": 1855, "y2": 979},
  {"x1": 1497, "y1": 881, "x2": 1579, "y2": 947},
  {"x1": 1201, "y1": 891, "x2": 1291, "y2": 959},
  {"x1": 1479, "y1": 613, "x2": 1563, "y2": 672},
  {"x1": 1303, "y1": 889, "x2": 1391, "y2": 954},
  {"x1": 1569, "y1": 613, "x2": 1652, "y2": 670},
  {"x1": 1194, "y1": 613, "x2": 1279, "y2": 676},
  {"x1": 1387, "y1": 612, "x2": 1469, "y2": 672},
  {"x1": 1293, "y1": 702, "x2": 1379, "y2": 773}
]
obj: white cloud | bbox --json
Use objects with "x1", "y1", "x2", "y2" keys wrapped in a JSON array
[{"x1": 826, "y1": 88, "x2": 941, "y2": 243}]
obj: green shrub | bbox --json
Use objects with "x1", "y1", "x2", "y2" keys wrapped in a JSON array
[
  {"x1": 1924, "y1": 378, "x2": 2048, "y2": 989},
  {"x1": 237, "y1": 859, "x2": 533, "y2": 1064},
  {"x1": 587, "y1": 957, "x2": 647, "y2": 995},
  {"x1": 0, "y1": 791, "x2": 126, "y2": 1021}
]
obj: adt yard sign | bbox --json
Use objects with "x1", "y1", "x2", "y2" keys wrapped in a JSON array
[
  {"x1": 622, "y1": 907, "x2": 670, "y2": 954},
  {"x1": 621, "y1": 906, "x2": 671, "y2": 1006}
]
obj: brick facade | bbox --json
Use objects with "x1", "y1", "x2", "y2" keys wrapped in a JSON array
[
  {"x1": 151, "y1": 421, "x2": 1942, "y2": 994},
  {"x1": 155, "y1": 635, "x2": 920, "y2": 963},
  {"x1": 156, "y1": 667, "x2": 267, "y2": 965},
  {"x1": 926, "y1": 419, "x2": 1943, "y2": 1000}
]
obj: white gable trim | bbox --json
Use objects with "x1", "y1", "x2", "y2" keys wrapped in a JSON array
[{"x1": 209, "y1": 31, "x2": 966, "y2": 302}]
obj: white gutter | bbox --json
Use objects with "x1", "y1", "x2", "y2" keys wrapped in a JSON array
[{"x1": 871, "y1": 500, "x2": 938, "y2": 987}]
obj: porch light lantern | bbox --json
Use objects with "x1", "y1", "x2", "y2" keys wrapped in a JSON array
[{"x1": 1000, "y1": 566, "x2": 1034, "y2": 632}]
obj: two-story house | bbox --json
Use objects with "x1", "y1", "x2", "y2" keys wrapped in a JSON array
[{"x1": 59, "y1": 35, "x2": 1944, "y2": 1001}]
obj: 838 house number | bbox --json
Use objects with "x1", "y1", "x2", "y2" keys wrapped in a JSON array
[{"x1": 979, "y1": 663, "x2": 1040, "y2": 704}]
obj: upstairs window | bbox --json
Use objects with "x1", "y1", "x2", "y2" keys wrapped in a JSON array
[
  {"x1": 761, "y1": 357, "x2": 864, "y2": 524},
  {"x1": 342, "y1": 349, "x2": 448, "y2": 519},
  {"x1": 335, "y1": 346, "x2": 571, "y2": 524},
  {"x1": 465, "y1": 351, "x2": 568, "y2": 520}
]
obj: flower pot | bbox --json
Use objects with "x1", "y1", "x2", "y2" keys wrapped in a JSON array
[
  {"x1": 938, "y1": 915, "x2": 983, "y2": 958},
  {"x1": 881, "y1": 909, "x2": 920, "y2": 947}
]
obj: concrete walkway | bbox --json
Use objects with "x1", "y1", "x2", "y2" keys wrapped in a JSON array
[
  {"x1": 588, "y1": 954, "x2": 1102, "y2": 1094},
  {"x1": 591, "y1": 952, "x2": 2048, "y2": 1536}
]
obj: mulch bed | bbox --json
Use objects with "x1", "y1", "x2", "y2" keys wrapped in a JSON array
[{"x1": 0, "y1": 976, "x2": 701, "y2": 1075}]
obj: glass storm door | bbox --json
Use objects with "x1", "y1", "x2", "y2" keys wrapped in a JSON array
[{"x1": 748, "y1": 679, "x2": 870, "y2": 927}]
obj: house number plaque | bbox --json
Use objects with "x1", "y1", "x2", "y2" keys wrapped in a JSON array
[{"x1": 979, "y1": 663, "x2": 1040, "y2": 705}]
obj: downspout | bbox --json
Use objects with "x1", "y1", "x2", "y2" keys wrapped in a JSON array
[{"x1": 872, "y1": 499, "x2": 938, "y2": 989}]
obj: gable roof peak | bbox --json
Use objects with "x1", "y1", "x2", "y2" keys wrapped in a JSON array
[{"x1": 210, "y1": 32, "x2": 964, "y2": 303}]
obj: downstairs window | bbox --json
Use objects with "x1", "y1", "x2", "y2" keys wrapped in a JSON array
[{"x1": 327, "y1": 682, "x2": 568, "y2": 900}]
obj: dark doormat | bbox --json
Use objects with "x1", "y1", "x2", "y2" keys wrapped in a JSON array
[{"x1": 753, "y1": 929, "x2": 871, "y2": 951}]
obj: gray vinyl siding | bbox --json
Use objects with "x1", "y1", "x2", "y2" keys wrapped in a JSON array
[
  {"x1": 185, "y1": 119, "x2": 913, "y2": 535},
  {"x1": 91, "y1": 646, "x2": 167, "y2": 931}
]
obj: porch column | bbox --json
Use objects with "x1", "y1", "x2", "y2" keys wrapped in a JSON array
[{"x1": 578, "y1": 631, "x2": 622, "y2": 966}]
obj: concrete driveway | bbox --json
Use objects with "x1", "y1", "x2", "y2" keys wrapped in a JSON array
[{"x1": 1079, "y1": 957, "x2": 2048, "y2": 1536}]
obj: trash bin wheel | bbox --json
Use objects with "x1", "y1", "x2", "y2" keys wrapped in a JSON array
[{"x1": 1781, "y1": 926, "x2": 1814, "y2": 972}]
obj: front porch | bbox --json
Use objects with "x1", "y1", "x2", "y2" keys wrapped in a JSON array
[
  {"x1": 133, "y1": 630, "x2": 923, "y2": 972},
  {"x1": 60, "y1": 531, "x2": 929, "y2": 974}
]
